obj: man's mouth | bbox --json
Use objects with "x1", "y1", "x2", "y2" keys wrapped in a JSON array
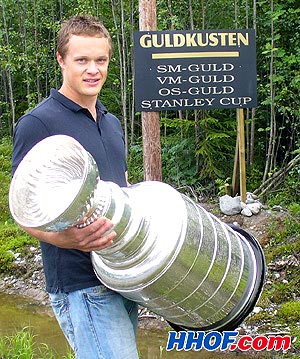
[{"x1": 84, "y1": 79, "x2": 100, "y2": 83}]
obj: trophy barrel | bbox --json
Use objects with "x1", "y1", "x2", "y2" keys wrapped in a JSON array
[{"x1": 91, "y1": 181, "x2": 266, "y2": 331}]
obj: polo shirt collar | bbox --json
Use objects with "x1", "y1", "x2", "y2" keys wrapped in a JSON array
[{"x1": 50, "y1": 88, "x2": 108, "y2": 114}]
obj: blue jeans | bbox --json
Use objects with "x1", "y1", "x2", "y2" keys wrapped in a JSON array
[{"x1": 49, "y1": 285, "x2": 139, "y2": 359}]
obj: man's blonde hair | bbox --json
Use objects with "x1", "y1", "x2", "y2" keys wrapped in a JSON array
[{"x1": 56, "y1": 15, "x2": 113, "y2": 59}]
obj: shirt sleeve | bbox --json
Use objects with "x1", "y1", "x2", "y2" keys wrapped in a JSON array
[{"x1": 12, "y1": 114, "x2": 50, "y2": 176}]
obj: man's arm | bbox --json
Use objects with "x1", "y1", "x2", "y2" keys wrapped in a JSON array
[
  {"x1": 20, "y1": 216, "x2": 116, "y2": 252},
  {"x1": 125, "y1": 171, "x2": 131, "y2": 187}
]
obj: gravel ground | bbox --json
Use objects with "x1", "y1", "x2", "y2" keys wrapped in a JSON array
[{"x1": 0, "y1": 206, "x2": 299, "y2": 357}]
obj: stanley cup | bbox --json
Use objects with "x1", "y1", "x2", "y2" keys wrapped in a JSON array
[{"x1": 9, "y1": 135, "x2": 266, "y2": 331}]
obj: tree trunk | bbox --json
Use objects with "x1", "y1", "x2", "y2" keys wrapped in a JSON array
[
  {"x1": 234, "y1": 0, "x2": 238, "y2": 28},
  {"x1": 33, "y1": 0, "x2": 42, "y2": 102},
  {"x1": 111, "y1": 0, "x2": 130, "y2": 155},
  {"x1": 1, "y1": 2, "x2": 15, "y2": 134},
  {"x1": 17, "y1": 0, "x2": 31, "y2": 108},
  {"x1": 201, "y1": 0, "x2": 205, "y2": 29},
  {"x1": 139, "y1": 0, "x2": 162, "y2": 181},
  {"x1": 249, "y1": 0, "x2": 257, "y2": 166},
  {"x1": 189, "y1": 0, "x2": 194, "y2": 30},
  {"x1": 254, "y1": 154, "x2": 300, "y2": 197},
  {"x1": 263, "y1": 0, "x2": 276, "y2": 182},
  {"x1": 130, "y1": 0, "x2": 136, "y2": 146}
]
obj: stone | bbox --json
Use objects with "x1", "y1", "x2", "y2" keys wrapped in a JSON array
[
  {"x1": 219, "y1": 195, "x2": 241, "y2": 215},
  {"x1": 232, "y1": 221, "x2": 240, "y2": 227},
  {"x1": 246, "y1": 192, "x2": 259, "y2": 204},
  {"x1": 252, "y1": 306, "x2": 263, "y2": 314},
  {"x1": 241, "y1": 206, "x2": 253, "y2": 217},
  {"x1": 247, "y1": 202, "x2": 262, "y2": 215}
]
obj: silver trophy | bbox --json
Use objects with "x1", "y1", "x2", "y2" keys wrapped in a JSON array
[{"x1": 9, "y1": 135, "x2": 265, "y2": 331}]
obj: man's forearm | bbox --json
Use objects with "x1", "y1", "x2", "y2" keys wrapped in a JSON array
[{"x1": 18, "y1": 216, "x2": 116, "y2": 252}]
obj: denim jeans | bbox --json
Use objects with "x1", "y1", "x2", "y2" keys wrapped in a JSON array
[{"x1": 49, "y1": 285, "x2": 139, "y2": 359}]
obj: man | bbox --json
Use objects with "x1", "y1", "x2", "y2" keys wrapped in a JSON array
[{"x1": 12, "y1": 15, "x2": 139, "y2": 359}]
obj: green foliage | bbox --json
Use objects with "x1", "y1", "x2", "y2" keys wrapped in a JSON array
[
  {"x1": 0, "y1": 0, "x2": 126, "y2": 128},
  {"x1": 259, "y1": 203, "x2": 300, "y2": 324},
  {"x1": 0, "y1": 137, "x2": 13, "y2": 223},
  {"x1": 215, "y1": 177, "x2": 231, "y2": 196},
  {"x1": 246, "y1": 164, "x2": 265, "y2": 193},
  {"x1": 195, "y1": 114, "x2": 236, "y2": 179},
  {"x1": 127, "y1": 133, "x2": 199, "y2": 187},
  {"x1": 247, "y1": 202, "x2": 300, "y2": 352},
  {"x1": 1, "y1": 0, "x2": 300, "y2": 190},
  {"x1": 287, "y1": 202, "x2": 300, "y2": 216},
  {"x1": 0, "y1": 328, "x2": 75, "y2": 359},
  {"x1": 0, "y1": 138, "x2": 37, "y2": 274},
  {"x1": 0, "y1": 224, "x2": 37, "y2": 273},
  {"x1": 277, "y1": 301, "x2": 300, "y2": 322},
  {"x1": 256, "y1": 0, "x2": 300, "y2": 164},
  {"x1": 0, "y1": 328, "x2": 35, "y2": 359},
  {"x1": 270, "y1": 279, "x2": 300, "y2": 304},
  {"x1": 161, "y1": 136, "x2": 197, "y2": 186},
  {"x1": 127, "y1": 141, "x2": 144, "y2": 184},
  {"x1": 290, "y1": 327, "x2": 300, "y2": 351},
  {"x1": 265, "y1": 209, "x2": 300, "y2": 264},
  {"x1": 160, "y1": 113, "x2": 236, "y2": 187},
  {"x1": 266, "y1": 166, "x2": 300, "y2": 207},
  {"x1": 157, "y1": 0, "x2": 243, "y2": 30}
]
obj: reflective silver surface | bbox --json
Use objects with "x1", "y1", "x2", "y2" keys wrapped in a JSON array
[{"x1": 9, "y1": 135, "x2": 265, "y2": 330}]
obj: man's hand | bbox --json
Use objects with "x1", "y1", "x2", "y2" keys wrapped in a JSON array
[{"x1": 21, "y1": 217, "x2": 116, "y2": 252}]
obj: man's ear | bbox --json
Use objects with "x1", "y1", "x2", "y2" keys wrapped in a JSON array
[{"x1": 56, "y1": 51, "x2": 65, "y2": 68}]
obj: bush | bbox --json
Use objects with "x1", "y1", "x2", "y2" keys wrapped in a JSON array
[
  {"x1": 0, "y1": 224, "x2": 37, "y2": 273},
  {"x1": 277, "y1": 301, "x2": 300, "y2": 322},
  {"x1": 127, "y1": 141, "x2": 144, "y2": 184},
  {"x1": 0, "y1": 137, "x2": 13, "y2": 223},
  {"x1": 0, "y1": 138, "x2": 37, "y2": 274},
  {"x1": 266, "y1": 166, "x2": 300, "y2": 207}
]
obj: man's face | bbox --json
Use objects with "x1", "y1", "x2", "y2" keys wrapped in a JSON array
[{"x1": 57, "y1": 35, "x2": 110, "y2": 103}]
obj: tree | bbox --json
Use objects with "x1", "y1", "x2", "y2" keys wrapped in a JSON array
[{"x1": 0, "y1": 0, "x2": 300, "y2": 195}]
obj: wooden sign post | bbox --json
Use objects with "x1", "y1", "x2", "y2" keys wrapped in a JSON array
[{"x1": 237, "y1": 108, "x2": 247, "y2": 202}]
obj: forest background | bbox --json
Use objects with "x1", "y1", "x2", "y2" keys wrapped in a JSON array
[{"x1": 1, "y1": 0, "x2": 300, "y2": 196}]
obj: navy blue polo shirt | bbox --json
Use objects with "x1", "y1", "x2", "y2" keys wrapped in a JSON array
[{"x1": 12, "y1": 89, "x2": 127, "y2": 293}]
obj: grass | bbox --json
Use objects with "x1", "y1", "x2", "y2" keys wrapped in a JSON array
[
  {"x1": 0, "y1": 138, "x2": 38, "y2": 274},
  {"x1": 0, "y1": 328, "x2": 75, "y2": 359},
  {"x1": 245, "y1": 202, "x2": 300, "y2": 355},
  {"x1": 0, "y1": 224, "x2": 37, "y2": 273}
]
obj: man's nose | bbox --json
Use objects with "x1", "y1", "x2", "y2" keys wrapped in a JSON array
[{"x1": 87, "y1": 61, "x2": 99, "y2": 73}]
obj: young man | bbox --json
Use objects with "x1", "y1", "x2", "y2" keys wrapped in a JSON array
[{"x1": 12, "y1": 15, "x2": 139, "y2": 359}]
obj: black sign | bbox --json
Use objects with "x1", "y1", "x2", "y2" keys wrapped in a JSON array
[{"x1": 133, "y1": 30, "x2": 257, "y2": 112}]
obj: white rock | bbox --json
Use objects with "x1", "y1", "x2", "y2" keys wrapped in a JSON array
[
  {"x1": 247, "y1": 202, "x2": 262, "y2": 215},
  {"x1": 252, "y1": 306, "x2": 263, "y2": 314},
  {"x1": 246, "y1": 192, "x2": 259, "y2": 201},
  {"x1": 219, "y1": 195, "x2": 241, "y2": 215},
  {"x1": 241, "y1": 207, "x2": 253, "y2": 217}
]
